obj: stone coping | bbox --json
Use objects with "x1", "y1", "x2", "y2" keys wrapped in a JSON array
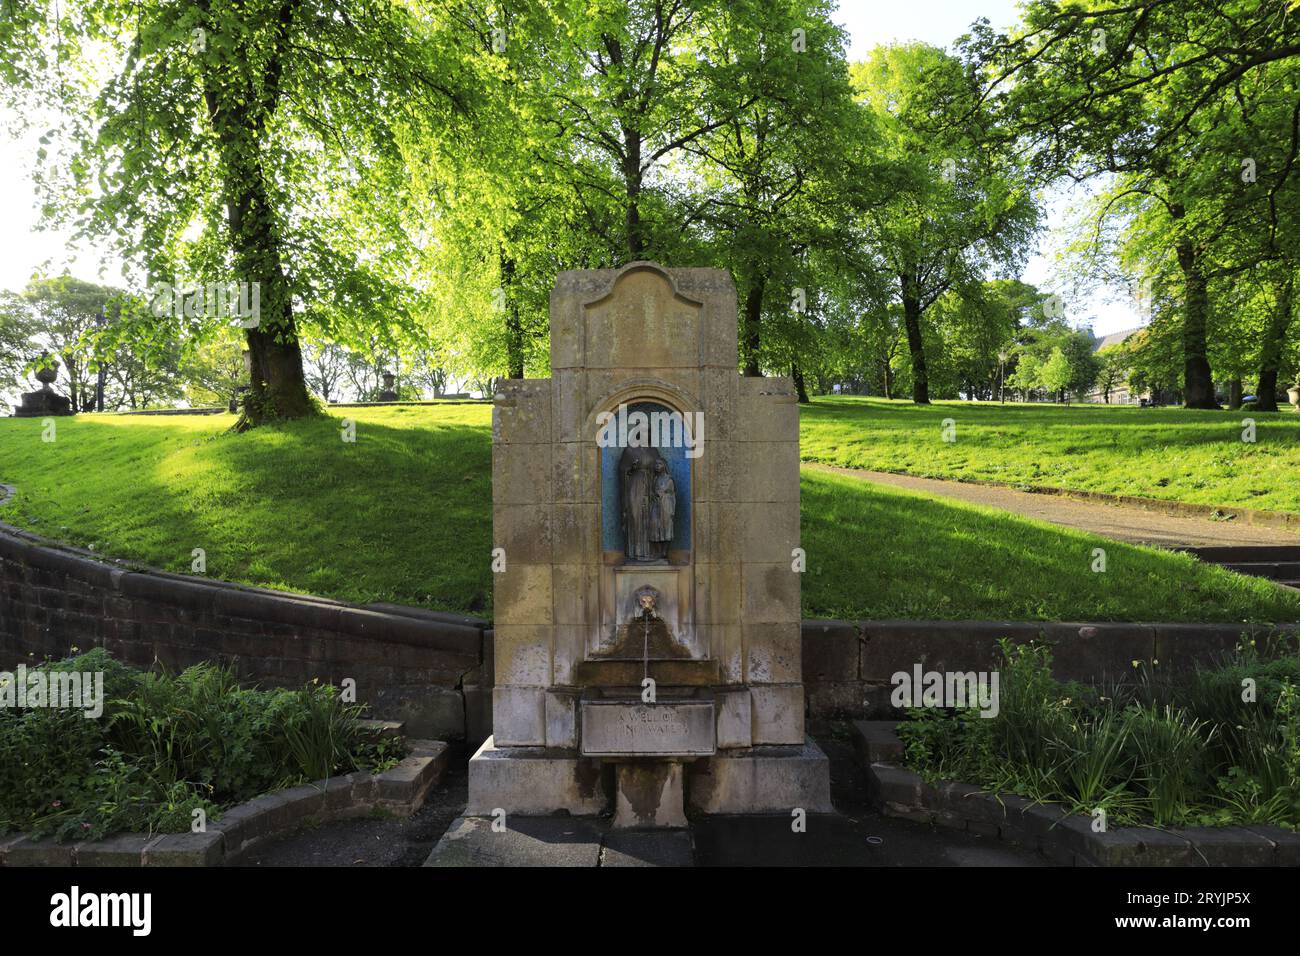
[
  {"x1": 0, "y1": 740, "x2": 448, "y2": 867},
  {"x1": 0, "y1": 518, "x2": 488, "y2": 642},
  {"x1": 1, "y1": 509, "x2": 1291, "y2": 643},
  {"x1": 852, "y1": 721, "x2": 1299, "y2": 866}
]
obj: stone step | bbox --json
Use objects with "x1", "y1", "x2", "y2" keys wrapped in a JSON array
[
  {"x1": 1221, "y1": 561, "x2": 1300, "y2": 580},
  {"x1": 1179, "y1": 545, "x2": 1300, "y2": 563}
]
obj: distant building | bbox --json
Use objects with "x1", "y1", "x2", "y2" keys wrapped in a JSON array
[{"x1": 1085, "y1": 327, "x2": 1145, "y2": 404}]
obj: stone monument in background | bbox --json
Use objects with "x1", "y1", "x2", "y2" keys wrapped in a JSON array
[
  {"x1": 470, "y1": 261, "x2": 831, "y2": 827},
  {"x1": 12, "y1": 354, "x2": 73, "y2": 418}
]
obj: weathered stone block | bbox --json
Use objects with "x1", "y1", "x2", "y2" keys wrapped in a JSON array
[
  {"x1": 492, "y1": 685, "x2": 546, "y2": 746},
  {"x1": 695, "y1": 563, "x2": 742, "y2": 625},
  {"x1": 492, "y1": 379, "x2": 552, "y2": 444},
  {"x1": 851, "y1": 720, "x2": 902, "y2": 765},
  {"x1": 544, "y1": 690, "x2": 577, "y2": 749},
  {"x1": 750, "y1": 683, "x2": 804, "y2": 745},
  {"x1": 867, "y1": 763, "x2": 920, "y2": 806},
  {"x1": 551, "y1": 507, "x2": 599, "y2": 565},
  {"x1": 860, "y1": 620, "x2": 1042, "y2": 682},
  {"x1": 143, "y1": 830, "x2": 225, "y2": 867},
  {"x1": 807, "y1": 680, "x2": 868, "y2": 718},
  {"x1": 552, "y1": 564, "x2": 597, "y2": 626},
  {"x1": 614, "y1": 762, "x2": 687, "y2": 828},
  {"x1": 491, "y1": 564, "x2": 553, "y2": 627},
  {"x1": 1244, "y1": 825, "x2": 1300, "y2": 865},
  {"x1": 424, "y1": 814, "x2": 604, "y2": 867},
  {"x1": 552, "y1": 441, "x2": 598, "y2": 504},
  {"x1": 741, "y1": 563, "x2": 800, "y2": 625},
  {"x1": 3, "y1": 836, "x2": 78, "y2": 866},
  {"x1": 467, "y1": 737, "x2": 608, "y2": 816},
  {"x1": 377, "y1": 754, "x2": 438, "y2": 806},
  {"x1": 735, "y1": 441, "x2": 800, "y2": 503},
  {"x1": 493, "y1": 445, "x2": 553, "y2": 505},
  {"x1": 688, "y1": 738, "x2": 833, "y2": 814},
  {"x1": 737, "y1": 385, "x2": 799, "y2": 443},
  {"x1": 367, "y1": 684, "x2": 465, "y2": 740},
  {"x1": 745, "y1": 622, "x2": 802, "y2": 683},
  {"x1": 493, "y1": 506, "x2": 553, "y2": 566},
  {"x1": 1153, "y1": 624, "x2": 1249, "y2": 673},
  {"x1": 1085, "y1": 827, "x2": 1193, "y2": 866},
  {"x1": 493, "y1": 624, "x2": 552, "y2": 686},
  {"x1": 1172, "y1": 826, "x2": 1276, "y2": 866},
  {"x1": 73, "y1": 833, "x2": 153, "y2": 866},
  {"x1": 738, "y1": 501, "x2": 800, "y2": 563},
  {"x1": 715, "y1": 687, "x2": 752, "y2": 749},
  {"x1": 1040, "y1": 622, "x2": 1156, "y2": 680},
  {"x1": 802, "y1": 619, "x2": 861, "y2": 681}
]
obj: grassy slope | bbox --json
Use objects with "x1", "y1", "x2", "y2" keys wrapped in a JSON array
[
  {"x1": 1, "y1": 405, "x2": 1297, "y2": 622},
  {"x1": 0, "y1": 407, "x2": 493, "y2": 613},
  {"x1": 800, "y1": 396, "x2": 1300, "y2": 513}
]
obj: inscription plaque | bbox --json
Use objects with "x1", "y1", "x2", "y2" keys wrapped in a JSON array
[{"x1": 580, "y1": 700, "x2": 716, "y2": 757}]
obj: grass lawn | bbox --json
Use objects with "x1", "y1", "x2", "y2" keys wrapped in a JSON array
[
  {"x1": 1, "y1": 405, "x2": 1297, "y2": 622},
  {"x1": 800, "y1": 396, "x2": 1300, "y2": 513}
]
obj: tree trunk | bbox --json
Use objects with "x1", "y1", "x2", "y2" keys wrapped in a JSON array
[
  {"x1": 792, "y1": 362, "x2": 810, "y2": 403},
  {"x1": 1175, "y1": 238, "x2": 1217, "y2": 409},
  {"x1": 900, "y1": 278, "x2": 930, "y2": 404},
  {"x1": 202, "y1": 26, "x2": 313, "y2": 429},
  {"x1": 1227, "y1": 378, "x2": 1243, "y2": 410},
  {"x1": 501, "y1": 252, "x2": 525, "y2": 378},
  {"x1": 1256, "y1": 275, "x2": 1293, "y2": 413},
  {"x1": 624, "y1": 126, "x2": 644, "y2": 259},
  {"x1": 742, "y1": 271, "x2": 766, "y2": 376}
]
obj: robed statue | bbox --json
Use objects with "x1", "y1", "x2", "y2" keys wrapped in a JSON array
[{"x1": 619, "y1": 445, "x2": 675, "y2": 561}]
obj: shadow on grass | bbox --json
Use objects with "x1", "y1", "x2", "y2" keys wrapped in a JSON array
[{"x1": 800, "y1": 469, "x2": 1300, "y2": 624}]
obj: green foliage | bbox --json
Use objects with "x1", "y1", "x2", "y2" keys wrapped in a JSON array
[
  {"x1": 898, "y1": 640, "x2": 1300, "y2": 828},
  {"x1": 0, "y1": 648, "x2": 397, "y2": 842},
  {"x1": 848, "y1": 43, "x2": 1039, "y2": 403}
]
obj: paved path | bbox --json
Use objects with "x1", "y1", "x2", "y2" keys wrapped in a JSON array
[
  {"x1": 805, "y1": 463, "x2": 1300, "y2": 549},
  {"x1": 246, "y1": 735, "x2": 1046, "y2": 867}
]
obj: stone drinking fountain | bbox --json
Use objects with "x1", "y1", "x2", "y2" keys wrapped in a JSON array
[{"x1": 469, "y1": 262, "x2": 831, "y2": 827}]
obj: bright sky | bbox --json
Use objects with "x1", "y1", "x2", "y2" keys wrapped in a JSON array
[{"x1": 0, "y1": 0, "x2": 1141, "y2": 337}]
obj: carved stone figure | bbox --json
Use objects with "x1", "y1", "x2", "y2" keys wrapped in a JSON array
[
  {"x1": 649, "y1": 458, "x2": 676, "y2": 559},
  {"x1": 619, "y1": 444, "x2": 664, "y2": 561}
]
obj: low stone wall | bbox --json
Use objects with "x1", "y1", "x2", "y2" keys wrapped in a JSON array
[
  {"x1": 801, "y1": 618, "x2": 1299, "y2": 720},
  {"x1": 3, "y1": 521, "x2": 1293, "y2": 741},
  {"x1": 853, "y1": 722, "x2": 1299, "y2": 866},
  {"x1": 0, "y1": 522, "x2": 489, "y2": 739},
  {"x1": 0, "y1": 739, "x2": 448, "y2": 867}
]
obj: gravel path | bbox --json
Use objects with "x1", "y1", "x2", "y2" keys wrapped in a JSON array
[{"x1": 806, "y1": 463, "x2": 1300, "y2": 549}]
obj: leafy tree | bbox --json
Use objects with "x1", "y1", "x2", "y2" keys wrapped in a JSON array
[
  {"x1": 300, "y1": 340, "x2": 350, "y2": 404},
  {"x1": 182, "y1": 331, "x2": 247, "y2": 409},
  {"x1": 0, "y1": 0, "x2": 480, "y2": 427},
  {"x1": 1095, "y1": 342, "x2": 1132, "y2": 404},
  {"x1": 683, "y1": 0, "x2": 870, "y2": 377},
  {"x1": 850, "y1": 43, "x2": 1038, "y2": 404},
  {"x1": 1040, "y1": 346, "x2": 1072, "y2": 403},
  {"x1": 0, "y1": 290, "x2": 39, "y2": 400},
  {"x1": 1, "y1": 277, "x2": 124, "y2": 411},
  {"x1": 1007, "y1": 350, "x2": 1041, "y2": 401},
  {"x1": 974, "y1": 0, "x2": 1300, "y2": 409}
]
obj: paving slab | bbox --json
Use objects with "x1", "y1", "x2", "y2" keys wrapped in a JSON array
[
  {"x1": 423, "y1": 815, "x2": 606, "y2": 867},
  {"x1": 600, "y1": 829, "x2": 694, "y2": 867}
]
